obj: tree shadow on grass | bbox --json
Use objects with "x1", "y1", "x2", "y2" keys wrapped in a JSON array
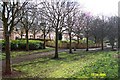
[
  {"x1": 12, "y1": 58, "x2": 51, "y2": 67},
  {"x1": 2, "y1": 69, "x2": 26, "y2": 79},
  {"x1": 65, "y1": 48, "x2": 118, "y2": 62}
]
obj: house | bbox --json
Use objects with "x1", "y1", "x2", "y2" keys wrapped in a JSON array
[
  {"x1": 9, "y1": 28, "x2": 55, "y2": 40},
  {"x1": 0, "y1": 27, "x2": 83, "y2": 41},
  {"x1": 0, "y1": 20, "x2": 83, "y2": 40}
]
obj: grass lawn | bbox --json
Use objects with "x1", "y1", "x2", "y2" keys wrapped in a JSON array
[
  {"x1": 12, "y1": 50, "x2": 118, "y2": 78},
  {"x1": 1, "y1": 47, "x2": 54, "y2": 60}
]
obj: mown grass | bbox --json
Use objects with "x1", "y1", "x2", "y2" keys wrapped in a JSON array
[
  {"x1": 0, "y1": 47, "x2": 54, "y2": 60},
  {"x1": 12, "y1": 50, "x2": 118, "y2": 78}
]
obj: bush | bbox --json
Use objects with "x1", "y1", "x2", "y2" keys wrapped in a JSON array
[
  {"x1": 29, "y1": 40, "x2": 43, "y2": 50},
  {"x1": 0, "y1": 40, "x2": 44, "y2": 51},
  {"x1": 18, "y1": 40, "x2": 26, "y2": 50},
  {"x1": 0, "y1": 40, "x2": 5, "y2": 50},
  {"x1": 11, "y1": 40, "x2": 20, "y2": 50},
  {"x1": 46, "y1": 40, "x2": 98, "y2": 49}
]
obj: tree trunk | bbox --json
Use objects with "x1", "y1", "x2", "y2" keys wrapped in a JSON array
[
  {"x1": 74, "y1": 42, "x2": 76, "y2": 51},
  {"x1": 54, "y1": 16, "x2": 60, "y2": 59},
  {"x1": 86, "y1": 35, "x2": 89, "y2": 51},
  {"x1": 5, "y1": 33, "x2": 11, "y2": 74},
  {"x1": 21, "y1": 31, "x2": 23, "y2": 39},
  {"x1": 94, "y1": 36, "x2": 97, "y2": 47},
  {"x1": 33, "y1": 30, "x2": 35, "y2": 39},
  {"x1": 43, "y1": 29, "x2": 46, "y2": 49},
  {"x1": 112, "y1": 45, "x2": 114, "y2": 50},
  {"x1": 3, "y1": 16, "x2": 12, "y2": 74},
  {"x1": 49, "y1": 33, "x2": 51, "y2": 40},
  {"x1": 101, "y1": 25, "x2": 104, "y2": 50},
  {"x1": 101, "y1": 38, "x2": 104, "y2": 50},
  {"x1": 21, "y1": 34, "x2": 22, "y2": 39},
  {"x1": 77, "y1": 36, "x2": 79, "y2": 44},
  {"x1": 69, "y1": 32, "x2": 72, "y2": 53},
  {"x1": 26, "y1": 30, "x2": 29, "y2": 51},
  {"x1": 54, "y1": 27, "x2": 58, "y2": 58}
]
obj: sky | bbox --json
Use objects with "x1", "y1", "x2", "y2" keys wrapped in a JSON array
[
  {"x1": 0, "y1": 0, "x2": 120, "y2": 17},
  {"x1": 37, "y1": 0, "x2": 120, "y2": 17},
  {"x1": 76, "y1": 0, "x2": 120, "y2": 17}
]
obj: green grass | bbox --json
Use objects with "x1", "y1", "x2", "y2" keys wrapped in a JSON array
[
  {"x1": 12, "y1": 50, "x2": 118, "y2": 78},
  {"x1": 1, "y1": 47, "x2": 54, "y2": 60}
]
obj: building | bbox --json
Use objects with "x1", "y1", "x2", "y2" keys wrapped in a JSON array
[
  {"x1": 0, "y1": 20, "x2": 83, "y2": 40},
  {"x1": 0, "y1": 20, "x2": 3, "y2": 40}
]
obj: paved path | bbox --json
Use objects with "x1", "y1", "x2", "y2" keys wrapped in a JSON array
[{"x1": 1, "y1": 47, "x2": 110, "y2": 71}]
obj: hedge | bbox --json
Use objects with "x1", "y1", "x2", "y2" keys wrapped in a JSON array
[
  {"x1": 46, "y1": 40, "x2": 100, "y2": 49},
  {"x1": 0, "y1": 40, "x2": 44, "y2": 51}
]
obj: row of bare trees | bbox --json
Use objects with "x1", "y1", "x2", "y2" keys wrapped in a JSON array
[{"x1": 0, "y1": 0, "x2": 118, "y2": 75}]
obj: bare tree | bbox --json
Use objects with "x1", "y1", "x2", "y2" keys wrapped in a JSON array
[
  {"x1": 73, "y1": 13, "x2": 85, "y2": 44},
  {"x1": 35, "y1": 7, "x2": 53, "y2": 49},
  {"x1": 107, "y1": 16, "x2": 118, "y2": 50},
  {"x1": 15, "y1": 22, "x2": 25, "y2": 39},
  {"x1": 64, "y1": 2, "x2": 80, "y2": 53},
  {"x1": 41, "y1": 0, "x2": 71, "y2": 58},
  {"x1": 99, "y1": 16, "x2": 109, "y2": 50},
  {"x1": 30, "y1": 22, "x2": 40, "y2": 39},
  {"x1": 40, "y1": 22, "x2": 52, "y2": 49},
  {"x1": 91, "y1": 16, "x2": 110, "y2": 50},
  {"x1": 1, "y1": 1, "x2": 27, "y2": 74},
  {"x1": 29, "y1": 4, "x2": 40, "y2": 39},
  {"x1": 21, "y1": 3, "x2": 36, "y2": 51},
  {"x1": 90, "y1": 17, "x2": 101, "y2": 47},
  {"x1": 83, "y1": 14, "x2": 93, "y2": 51}
]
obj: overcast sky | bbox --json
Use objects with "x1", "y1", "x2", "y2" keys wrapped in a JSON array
[
  {"x1": 1, "y1": 0, "x2": 120, "y2": 17},
  {"x1": 77, "y1": 0, "x2": 119, "y2": 17}
]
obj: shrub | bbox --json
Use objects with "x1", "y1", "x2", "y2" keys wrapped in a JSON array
[
  {"x1": 46, "y1": 40, "x2": 97, "y2": 49},
  {"x1": 11, "y1": 40, "x2": 20, "y2": 50},
  {"x1": 0, "y1": 40, "x2": 44, "y2": 51},
  {"x1": 61, "y1": 40, "x2": 68, "y2": 43},
  {"x1": 29, "y1": 40, "x2": 43, "y2": 50},
  {"x1": 18, "y1": 40, "x2": 26, "y2": 50},
  {"x1": 46, "y1": 40, "x2": 55, "y2": 47},
  {"x1": 0, "y1": 40, "x2": 5, "y2": 50}
]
